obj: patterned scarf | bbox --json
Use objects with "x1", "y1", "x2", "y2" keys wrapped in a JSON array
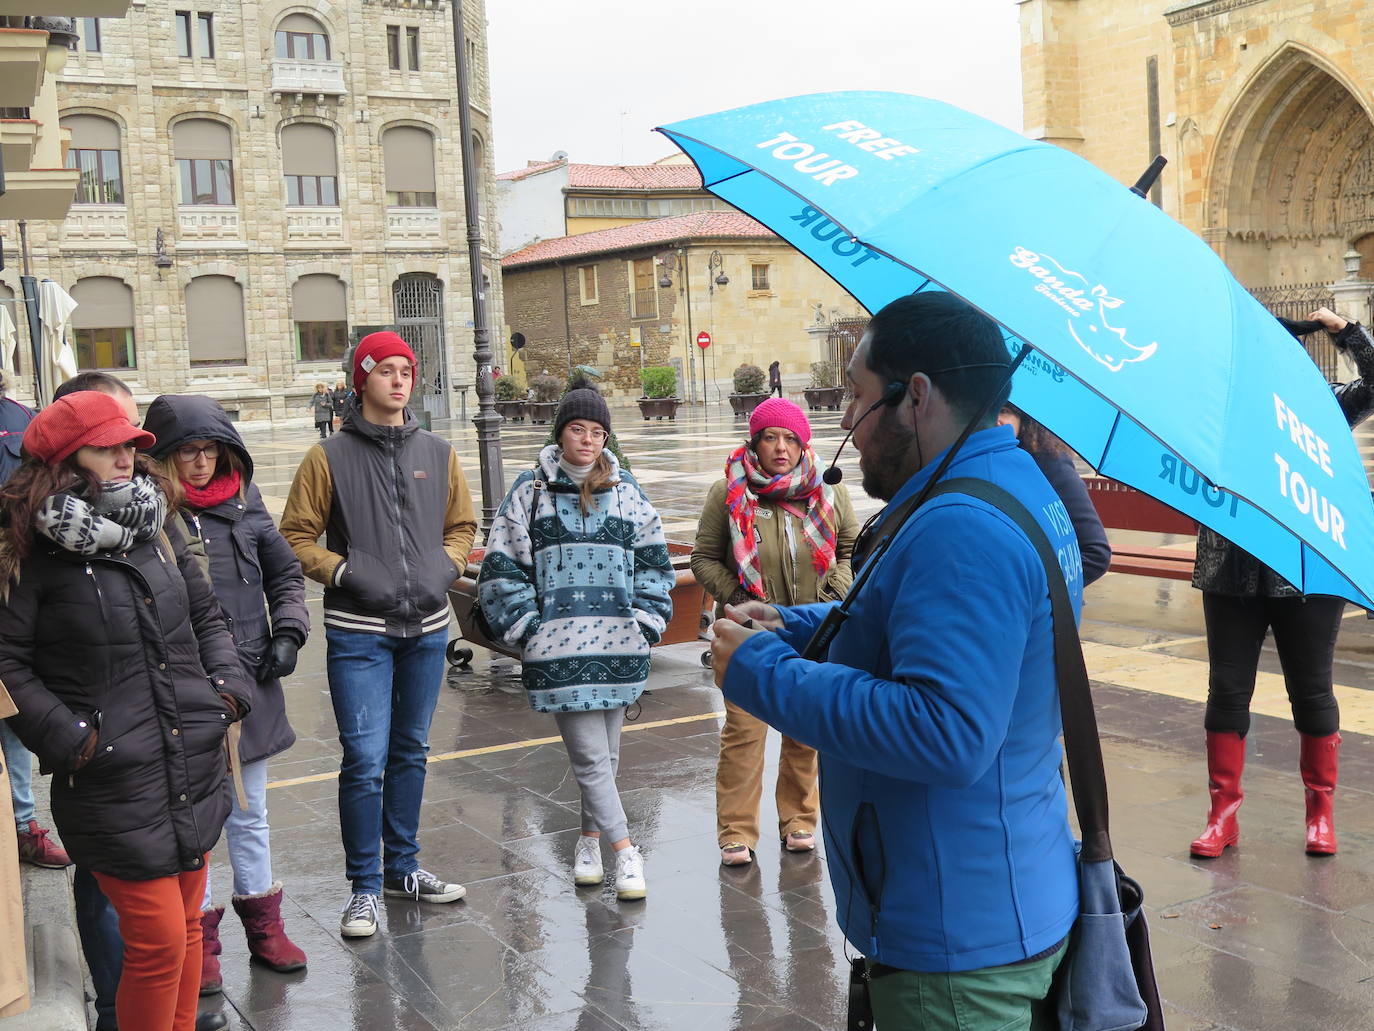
[
  {"x1": 181, "y1": 469, "x2": 241, "y2": 511},
  {"x1": 725, "y1": 443, "x2": 836, "y2": 599},
  {"x1": 35, "y1": 475, "x2": 168, "y2": 556}
]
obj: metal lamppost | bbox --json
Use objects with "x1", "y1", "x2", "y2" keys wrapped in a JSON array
[
  {"x1": 450, "y1": 0, "x2": 504, "y2": 529},
  {"x1": 656, "y1": 249, "x2": 696, "y2": 403},
  {"x1": 704, "y1": 250, "x2": 728, "y2": 402}
]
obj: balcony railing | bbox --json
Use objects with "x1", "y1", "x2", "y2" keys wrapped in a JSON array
[
  {"x1": 287, "y1": 206, "x2": 344, "y2": 241},
  {"x1": 386, "y1": 207, "x2": 441, "y2": 242},
  {"x1": 62, "y1": 203, "x2": 129, "y2": 240},
  {"x1": 629, "y1": 289, "x2": 658, "y2": 320},
  {"x1": 270, "y1": 58, "x2": 346, "y2": 97},
  {"x1": 178, "y1": 205, "x2": 241, "y2": 241}
]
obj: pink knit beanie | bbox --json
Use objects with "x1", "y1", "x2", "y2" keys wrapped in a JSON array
[{"x1": 748, "y1": 397, "x2": 812, "y2": 445}]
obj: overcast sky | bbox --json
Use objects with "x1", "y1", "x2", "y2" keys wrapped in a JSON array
[{"x1": 487, "y1": 0, "x2": 1024, "y2": 173}]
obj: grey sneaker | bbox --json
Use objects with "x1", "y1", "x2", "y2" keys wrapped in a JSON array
[
  {"x1": 383, "y1": 868, "x2": 467, "y2": 904},
  {"x1": 340, "y1": 893, "x2": 379, "y2": 938}
]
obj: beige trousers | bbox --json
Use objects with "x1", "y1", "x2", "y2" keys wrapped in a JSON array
[{"x1": 715, "y1": 700, "x2": 819, "y2": 849}]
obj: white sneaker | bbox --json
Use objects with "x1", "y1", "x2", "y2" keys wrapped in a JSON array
[
  {"x1": 573, "y1": 835, "x2": 604, "y2": 885},
  {"x1": 614, "y1": 844, "x2": 646, "y2": 900},
  {"x1": 340, "y1": 892, "x2": 379, "y2": 938}
]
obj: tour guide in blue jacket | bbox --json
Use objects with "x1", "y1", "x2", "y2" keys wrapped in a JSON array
[{"x1": 712, "y1": 293, "x2": 1082, "y2": 1026}]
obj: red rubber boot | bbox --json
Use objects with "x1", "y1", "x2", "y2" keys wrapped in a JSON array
[
  {"x1": 1190, "y1": 731, "x2": 1246, "y2": 858},
  {"x1": 1300, "y1": 732, "x2": 1340, "y2": 856}
]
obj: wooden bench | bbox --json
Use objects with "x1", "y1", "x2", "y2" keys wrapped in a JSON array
[{"x1": 1082, "y1": 475, "x2": 1197, "y2": 580}]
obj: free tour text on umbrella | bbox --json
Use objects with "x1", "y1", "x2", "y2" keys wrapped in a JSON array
[
  {"x1": 1272, "y1": 393, "x2": 1346, "y2": 548},
  {"x1": 754, "y1": 120, "x2": 919, "y2": 186}
]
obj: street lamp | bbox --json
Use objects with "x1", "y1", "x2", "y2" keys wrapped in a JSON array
[{"x1": 708, "y1": 250, "x2": 728, "y2": 291}]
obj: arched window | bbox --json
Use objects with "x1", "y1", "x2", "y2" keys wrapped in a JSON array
[
  {"x1": 173, "y1": 119, "x2": 234, "y2": 205},
  {"x1": 71, "y1": 277, "x2": 135, "y2": 370},
  {"x1": 275, "y1": 13, "x2": 330, "y2": 60},
  {"x1": 185, "y1": 275, "x2": 246, "y2": 366},
  {"x1": 62, "y1": 115, "x2": 123, "y2": 205},
  {"x1": 382, "y1": 126, "x2": 436, "y2": 208},
  {"x1": 281, "y1": 123, "x2": 338, "y2": 206},
  {"x1": 292, "y1": 275, "x2": 347, "y2": 360}
]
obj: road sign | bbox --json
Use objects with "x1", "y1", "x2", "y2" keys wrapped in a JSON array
[{"x1": 696, "y1": 331, "x2": 711, "y2": 349}]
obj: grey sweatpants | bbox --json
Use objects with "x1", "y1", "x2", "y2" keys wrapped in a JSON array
[{"x1": 554, "y1": 707, "x2": 629, "y2": 843}]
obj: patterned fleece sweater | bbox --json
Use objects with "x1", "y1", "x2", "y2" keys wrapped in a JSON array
[{"x1": 477, "y1": 445, "x2": 674, "y2": 713}]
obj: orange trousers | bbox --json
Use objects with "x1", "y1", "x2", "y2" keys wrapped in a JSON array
[
  {"x1": 715, "y1": 700, "x2": 819, "y2": 848},
  {"x1": 92, "y1": 857, "x2": 208, "y2": 1031}
]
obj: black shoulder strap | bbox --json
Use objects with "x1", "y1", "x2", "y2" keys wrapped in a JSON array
[{"x1": 936, "y1": 477, "x2": 1112, "y2": 862}]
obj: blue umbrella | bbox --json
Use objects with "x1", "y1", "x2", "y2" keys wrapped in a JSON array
[{"x1": 658, "y1": 91, "x2": 1374, "y2": 608}]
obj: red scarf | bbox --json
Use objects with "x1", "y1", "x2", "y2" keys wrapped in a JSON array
[{"x1": 181, "y1": 469, "x2": 242, "y2": 510}]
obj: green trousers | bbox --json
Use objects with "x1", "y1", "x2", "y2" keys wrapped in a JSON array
[{"x1": 867, "y1": 942, "x2": 1066, "y2": 1031}]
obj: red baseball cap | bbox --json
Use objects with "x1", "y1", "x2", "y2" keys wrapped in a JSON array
[
  {"x1": 24, "y1": 391, "x2": 155, "y2": 465},
  {"x1": 352, "y1": 331, "x2": 417, "y2": 394}
]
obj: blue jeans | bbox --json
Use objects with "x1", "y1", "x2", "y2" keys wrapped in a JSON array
[
  {"x1": 73, "y1": 866, "x2": 122, "y2": 1031},
  {"x1": 326, "y1": 627, "x2": 447, "y2": 895},
  {"x1": 203, "y1": 757, "x2": 273, "y2": 905},
  {"x1": 0, "y1": 718, "x2": 35, "y2": 826}
]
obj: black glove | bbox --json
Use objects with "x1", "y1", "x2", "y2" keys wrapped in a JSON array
[{"x1": 265, "y1": 635, "x2": 299, "y2": 680}]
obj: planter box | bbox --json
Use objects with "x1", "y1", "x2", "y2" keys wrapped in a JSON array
[
  {"x1": 494, "y1": 399, "x2": 527, "y2": 422},
  {"x1": 803, "y1": 387, "x2": 846, "y2": 411},
  {"x1": 528, "y1": 401, "x2": 559, "y2": 424},
  {"x1": 637, "y1": 397, "x2": 682, "y2": 421},
  {"x1": 727, "y1": 392, "x2": 770, "y2": 418}
]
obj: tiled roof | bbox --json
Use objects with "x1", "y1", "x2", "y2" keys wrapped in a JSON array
[
  {"x1": 501, "y1": 210, "x2": 775, "y2": 268},
  {"x1": 496, "y1": 159, "x2": 566, "y2": 182},
  {"x1": 566, "y1": 163, "x2": 703, "y2": 190}
]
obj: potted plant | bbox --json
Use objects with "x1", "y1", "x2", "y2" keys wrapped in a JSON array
[
  {"x1": 727, "y1": 363, "x2": 769, "y2": 418},
  {"x1": 527, "y1": 374, "x2": 563, "y2": 424},
  {"x1": 493, "y1": 374, "x2": 527, "y2": 422},
  {"x1": 803, "y1": 361, "x2": 845, "y2": 410},
  {"x1": 637, "y1": 366, "x2": 681, "y2": 421}
]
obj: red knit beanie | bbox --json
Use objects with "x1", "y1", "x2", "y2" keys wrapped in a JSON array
[
  {"x1": 748, "y1": 397, "x2": 812, "y2": 445},
  {"x1": 352, "y1": 331, "x2": 417, "y2": 394}
]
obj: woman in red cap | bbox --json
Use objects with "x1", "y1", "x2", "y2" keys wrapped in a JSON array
[
  {"x1": 691, "y1": 397, "x2": 860, "y2": 866},
  {"x1": 0, "y1": 391, "x2": 252, "y2": 1031}
]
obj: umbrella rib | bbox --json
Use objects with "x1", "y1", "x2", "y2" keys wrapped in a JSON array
[{"x1": 1097, "y1": 412, "x2": 1122, "y2": 474}]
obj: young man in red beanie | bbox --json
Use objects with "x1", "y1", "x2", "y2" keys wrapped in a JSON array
[{"x1": 280, "y1": 332, "x2": 478, "y2": 938}]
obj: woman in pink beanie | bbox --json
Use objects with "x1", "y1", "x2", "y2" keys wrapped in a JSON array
[{"x1": 690, "y1": 397, "x2": 860, "y2": 866}]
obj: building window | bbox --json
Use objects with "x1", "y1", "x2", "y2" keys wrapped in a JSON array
[
  {"x1": 751, "y1": 263, "x2": 771, "y2": 291},
  {"x1": 186, "y1": 276, "x2": 247, "y2": 367},
  {"x1": 77, "y1": 18, "x2": 101, "y2": 53},
  {"x1": 292, "y1": 275, "x2": 348, "y2": 361},
  {"x1": 386, "y1": 25, "x2": 400, "y2": 69},
  {"x1": 382, "y1": 126, "x2": 436, "y2": 207},
  {"x1": 282, "y1": 123, "x2": 339, "y2": 206},
  {"x1": 628, "y1": 258, "x2": 657, "y2": 319},
  {"x1": 175, "y1": 11, "x2": 213, "y2": 58},
  {"x1": 386, "y1": 25, "x2": 420, "y2": 70},
  {"x1": 406, "y1": 26, "x2": 420, "y2": 70},
  {"x1": 578, "y1": 265, "x2": 598, "y2": 305},
  {"x1": 173, "y1": 119, "x2": 234, "y2": 205},
  {"x1": 71, "y1": 278, "x2": 136, "y2": 370},
  {"x1": 275, "y1": 14, "x2": 330, "y2": 60},
  {"x1": 62, "y1": 116, "x2": 124, "y2": 204}
]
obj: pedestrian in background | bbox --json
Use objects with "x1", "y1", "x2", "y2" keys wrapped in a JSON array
[
  {"x1": 143, "y1": 393, "x2": 310, "y2": 992},
  {"x1": 479, "y1": 387, "x2": 674, "y2": 900},
  {"x1": 331, "y1": 378, "x2": 349, "y2": 430},
  {"x1": 281, "y1": 332, "x2": 477, "y2": 939},
  {"x1": 691, "y1": 397, "x2": 858, "y2": 866},
  {"x1": 308, "y1": 382, "x2": 334, "y2": 439},
  {"x1": 1190, "y1": 307, "x2": 1374, "y2": 859},
  {"x1": 0, "y1": 391, "x2": 252, "y2": 1031},
  {"x1": 768, "y1": 360, "x2": 784, "y2": 397}
]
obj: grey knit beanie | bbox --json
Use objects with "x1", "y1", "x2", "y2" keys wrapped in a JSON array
[{"x1": 554, "y1": 387, "x2": 612, "y2": 438}]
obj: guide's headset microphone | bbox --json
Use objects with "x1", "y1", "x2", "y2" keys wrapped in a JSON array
[{"x1": 821, "y1": 380, "x2": 907, "y2": 485}]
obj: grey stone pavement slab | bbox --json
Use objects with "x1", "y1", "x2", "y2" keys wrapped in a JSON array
[{"x1": 13, "y1": 399, "x2": 1374, "y2": 1030}]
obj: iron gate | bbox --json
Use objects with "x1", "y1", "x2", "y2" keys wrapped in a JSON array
[
  {"x1": 1248, "y1": 283, "x2": 1341, "y2": 380},
  {"x1": 827, "y1": 317, "x2": 867, "y2": 392},
  {"x1": 392, "y1": 274, "x2": 448, "y2": 420}
]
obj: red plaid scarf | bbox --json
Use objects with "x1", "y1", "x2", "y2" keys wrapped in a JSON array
[{"x1": 724, "y1": 443, "x2": 836, "y2": 600}]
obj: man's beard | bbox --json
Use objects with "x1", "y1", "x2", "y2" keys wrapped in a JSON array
[{"x1": 859, "y1": 408, "x2": 917, "y2": 502}]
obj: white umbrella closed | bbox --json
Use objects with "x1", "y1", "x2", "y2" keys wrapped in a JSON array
[{"x1": 37, "y1": 280, "x2": 78, "y2": 403}]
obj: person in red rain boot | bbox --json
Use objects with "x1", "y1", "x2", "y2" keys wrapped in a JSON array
[{"x1": 1189, "y1": 307, "x2": 1374, "y2": 858}]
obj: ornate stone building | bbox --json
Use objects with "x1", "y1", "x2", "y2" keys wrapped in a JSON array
[
  {"x1": 6, "y1": 0, "x2": 501, "y2": 423},
  {"x1": 1019, "y1": 0, "x2": 1374, "y2": 334}
]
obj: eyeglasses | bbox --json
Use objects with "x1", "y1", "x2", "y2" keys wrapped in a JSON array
[
  {"x1": 565, "y1": 425, "x2": 607, "y2": 441},
  {"x1": 174, "y1": 443, "x2": 220, "y2": 463}
]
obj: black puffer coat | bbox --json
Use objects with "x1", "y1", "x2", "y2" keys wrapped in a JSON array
[
  {"x1": 1194, "y1": 320, "x2": 1374, "y2": 597},
  {"x1": 0, "y1": 518, "x2": 253, "y2": 881},
  {"x1": 142, "y1": 394, "x2": 309, "y2": 765}
]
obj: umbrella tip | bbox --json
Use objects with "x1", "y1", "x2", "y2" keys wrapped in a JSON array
[{"x1": 1130, "y1": 155, "x2": 1168, "y2": 198}]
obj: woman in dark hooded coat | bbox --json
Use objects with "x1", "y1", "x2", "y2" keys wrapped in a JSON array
[{"x1": 142, "y1": 394, "x2": 310, "y2": 990}]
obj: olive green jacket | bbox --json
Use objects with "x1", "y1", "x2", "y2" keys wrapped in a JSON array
[{"x1": 691, "y1": 478, "x2": 859, "y2": 614}]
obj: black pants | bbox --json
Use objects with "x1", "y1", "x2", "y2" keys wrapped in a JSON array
[
  {"x1": 1202, "y1": 591, "x2": 1345, "y2": 737},
  {"x1": 316, "y1": 419, "x2": 332, "y2": 439}
]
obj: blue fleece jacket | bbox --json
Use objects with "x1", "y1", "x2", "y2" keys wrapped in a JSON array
[{"x1": 722, "y1": 425, "x2": 1081, "y2": 973}]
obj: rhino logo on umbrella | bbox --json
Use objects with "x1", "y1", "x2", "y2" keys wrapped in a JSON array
[{"x1": 1009, "y1": 246, "x2": 1158, "y2": 373}]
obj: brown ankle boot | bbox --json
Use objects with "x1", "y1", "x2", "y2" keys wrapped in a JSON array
[
  {"x1": 1190, "y1": 731, "x2": 1245, "y2": 858},
  {"x1": 1300, "y1": 732, "x2": 1340, "y2": 856},
  {"x1": 199, "y1": 905, "x2": 224, "y2": 995},
  {"x1": 232, "y1": 882, "x2": 307, "y2": 973}
]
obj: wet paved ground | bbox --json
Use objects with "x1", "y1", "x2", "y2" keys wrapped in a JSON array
[{"x1": 42, "y1": 401, "x2": 1374, "y2": 1028}]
